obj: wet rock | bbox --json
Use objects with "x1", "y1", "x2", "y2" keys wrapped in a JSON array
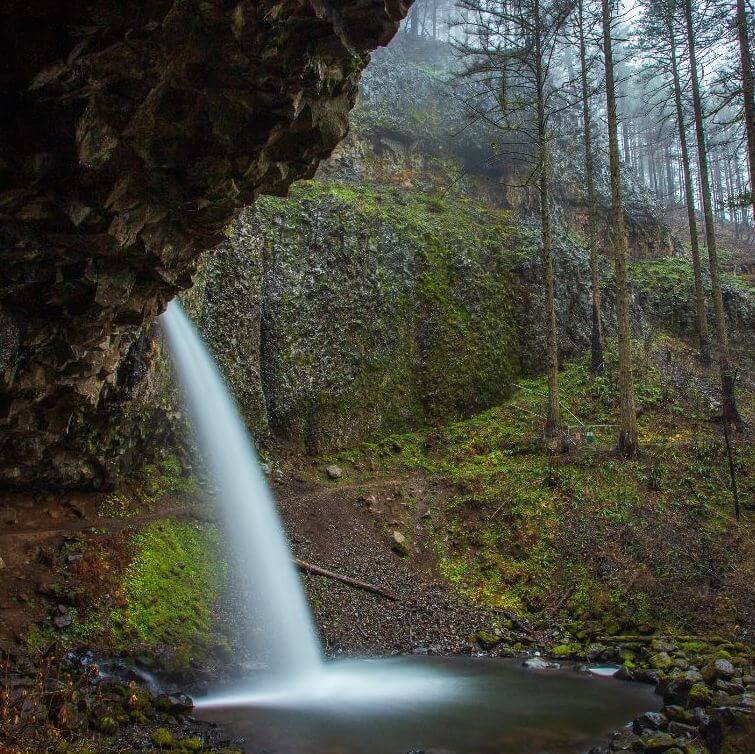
[
  {"x1": 155, "y1": 693, "x2": 193, "y2": 714},
  {"x1": 0, "y1": 552, "x2": 4, "y2": 570},
  {"x1": 325, "y1": 464, "x2": 343, "y2": 480},
  {"x1": 638, "y1": 731, "x2": 680, "y2": 752},
  {"x1": 633, "y1": 711, "x2": 667, "y2": 733},
  {"x1": 522, "y1": 656, "x2": 560, "y2": 670}
]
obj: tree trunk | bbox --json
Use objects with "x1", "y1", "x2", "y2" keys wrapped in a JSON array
[
  {"x1": 684, "y1": 0, "x2": 741, "y2": 426},
  {"x1": 664, "y1": 141, "x2": 675, "y2": 203},
  {"x1": 536, "y1": 0, "x2": 560, "y2": 436},
  {"x1": 578, "y1": 0, "x2": 604, "y2": 373},
  {"x1": 713, "y1": 155, "x2": 726, "y2": 221},
  {"x1": 669, "y1": 14, "x2": 711, "y2": 366},
  {"x1": 736, "y1": 0, "x2": 755, "y2": 220},
  {"x1": 602, "y1": 0, "x2": 638, "y2": 457}
]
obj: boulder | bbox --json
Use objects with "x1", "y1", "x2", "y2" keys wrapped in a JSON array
[
  {"x1": 701, "y1": 659, "x2": 735, "y2": 682},
  {"x1": 633, "y1": 711, "x2": 667, "y2": 733}
]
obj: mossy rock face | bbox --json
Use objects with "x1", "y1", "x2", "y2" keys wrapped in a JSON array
[{"x1": 203, "y1": 182, "x2": 522, "y2": 452}]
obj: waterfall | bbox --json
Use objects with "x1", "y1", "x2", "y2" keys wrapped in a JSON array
[{"x1": 161, "y1": 300, "x2": 322, "y2": 678}]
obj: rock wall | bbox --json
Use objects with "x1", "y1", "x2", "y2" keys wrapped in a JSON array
[
  {"x1": 201, "y1": 182, "x2": 522, "y2": 451},
  {"x1": 0, "y1": 0, "x2": 411, "y2": 488},
  {"x1": 190, "y1": 182, "x2": 753, "y2": 454}
]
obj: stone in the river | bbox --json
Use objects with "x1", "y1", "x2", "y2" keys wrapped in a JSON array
[
  {"x1": 391, "y1": 530, "x2": 410, "y2": 556},
  {"x1": 522, "y1": 656, "x2": 560, "y2": 670},
  {"x1": 325, "y1": 464, "x2": 343, "y2": 480},
  {"x1": 0, "y1": 552, "x2": 4, "y2": 570},
  {"x1": 701, "y1": 659, "x2": 735, "y2": 682}
]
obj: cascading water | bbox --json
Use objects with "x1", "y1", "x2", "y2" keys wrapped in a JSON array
[
  {"x1": 161, "y1": 300, "x2": 453, "y2": 706},
  {"x1": 161, "y1": 301, "x2": 656, "y2": 754},
  {"x1": 161, "y1": 301, "x2": 322, "y2": 677}
]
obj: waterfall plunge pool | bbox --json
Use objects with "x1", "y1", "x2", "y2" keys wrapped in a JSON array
[{"x1": 196, "y1": 655, "x2": 658, "y2": 754}]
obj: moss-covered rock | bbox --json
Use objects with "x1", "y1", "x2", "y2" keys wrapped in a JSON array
[{"x1": 202, "y1": 182, "x2": 522, "y2": 452}]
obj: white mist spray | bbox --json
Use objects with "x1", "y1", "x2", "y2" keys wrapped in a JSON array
[{"x1": 161, "y1": 300, "x2": 322, "y2": 678}]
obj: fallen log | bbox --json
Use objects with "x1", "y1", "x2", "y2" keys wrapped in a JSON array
[{"x1": 295, "y1": 559, "x2": 399, "y2": 601}]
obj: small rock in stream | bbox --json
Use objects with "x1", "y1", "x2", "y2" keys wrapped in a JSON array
[{"x1": 522, "y1": 656, "x2": 560, "y2": 670}]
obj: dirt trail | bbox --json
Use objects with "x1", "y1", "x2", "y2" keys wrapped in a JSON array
[{"x1": 0, "y1": 469, "x2": 495, "y2": 656}]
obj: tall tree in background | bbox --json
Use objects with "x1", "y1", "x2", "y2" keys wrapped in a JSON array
[
  {"x1": 455, "y1": 0, "x2": 574, "y2": 437},
  {"x1": 601, "y1": 0, "x2": 638, "y2": 456},
  {"x1": 576, "y1": 0, "x2": 604, "y2": 373},
  {"x1": 682, "y1": 0, "x2": 741, "y2": 426},
  {"x1": 639, "y1": 0, "x2": 711, "y2": 366},
  {"x1": 735, "y1": 0, "x2": 755, "y2": 219}
]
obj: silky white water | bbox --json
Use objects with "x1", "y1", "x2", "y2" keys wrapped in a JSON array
[
  {"x1": 161, "y1": 301, "x2": 322, "y2": 677},
  {"x1": 161, "y1": 300, "x2": 456, "y2": 707}
]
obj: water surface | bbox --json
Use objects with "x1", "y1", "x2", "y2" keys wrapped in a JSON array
[{"x1": 199, "y1": 656, "x2": 657, "y2": 754}]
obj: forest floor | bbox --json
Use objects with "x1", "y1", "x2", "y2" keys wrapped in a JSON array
[{"x1": 1, "y1": 333, "x2": 754, "y2": 753}]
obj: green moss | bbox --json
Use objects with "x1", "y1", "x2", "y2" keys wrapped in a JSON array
[
  {"x1": 150, "y1": 727, "x2": 175, "y2": 749},
  {"x1": 68, "y1": 520, "x2": 227, "y2": 666},
  {"x1": 254, "y1": 181, "x2": 522, "y2": 451},
  {"x1": 550, "y1": 643, "x2": 581, "y2": 658},
  {"x1": 688, "y1": 682, "x2": 713, "y2": 706},
  {"x1": 330, "y1": 335, "x2": 753, "y2": 635}
]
